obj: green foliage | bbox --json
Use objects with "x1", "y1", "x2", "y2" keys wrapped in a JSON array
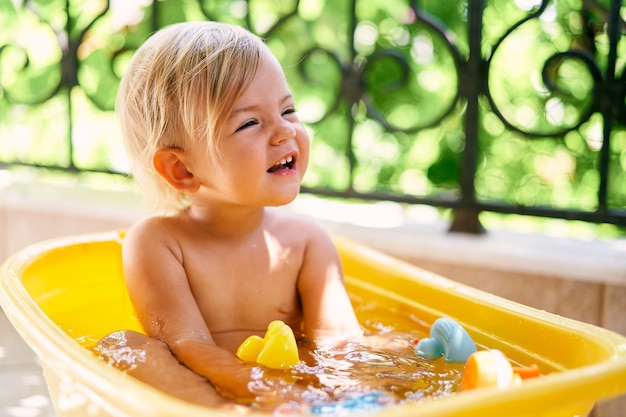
[
  {"x1": 0, "y1": 97, "x2": 70, "y2": 166},
  {"x1": 0, "y1": 0, "x2": 624, "y2": 234}
]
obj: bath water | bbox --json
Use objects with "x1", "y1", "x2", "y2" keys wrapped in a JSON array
[
  {"x1": 250, "y1": 296, "x2": 465, "y2": 413},
  {"x1": 89, "y1": 297, "x2": 464, "y2": 415},
  {"x1": 245, "y1": 331, "x2": 464, "y2": 414}
]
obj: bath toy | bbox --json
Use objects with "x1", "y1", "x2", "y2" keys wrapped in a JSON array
[
  {"x1": 235, "y1": 320, "x2": 300, "y2": 369},
  {"x1": 461, "y1": 349, "x2": 540, "y2": 390},
  {"x1": 309, "y1": 392, "x2": 391, "y2": 415},
  {"x1": 414, "y1": 317, "x2": 477, "y2": 363},
  {"x1": 512, "y1": 363, "x2": 541, "y2": 380}
]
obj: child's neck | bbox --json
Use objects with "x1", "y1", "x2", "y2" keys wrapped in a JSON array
[{"x1": 184, "y1": 204, "x2": 267, "y2": 238}]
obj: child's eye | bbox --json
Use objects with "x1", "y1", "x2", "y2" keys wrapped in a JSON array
[
  {"x1": 236, "y1": 120, "x2": 257, "y2": 132},
  {"x1": 282, "y1": 108, "x2": 296, "y2": 116}
]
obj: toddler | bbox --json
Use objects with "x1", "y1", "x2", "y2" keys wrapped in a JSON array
[{"x1": 100, "y1": 21, "x2": 364, "y2": 410}]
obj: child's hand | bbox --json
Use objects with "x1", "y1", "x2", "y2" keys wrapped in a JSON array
[
  {"x1": 210, "y1": 364, "x2": 258, "y2": 401},
  {"x1": 170, "y1": 340, "x2": 259, "y2": 401},
  {"x1": 360, "y1": 334, "x2": 413, "y2": 352}
]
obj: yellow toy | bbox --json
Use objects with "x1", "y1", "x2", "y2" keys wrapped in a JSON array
[{"x1": 235, "y1": 320, "x2": 300, "y2": 369}]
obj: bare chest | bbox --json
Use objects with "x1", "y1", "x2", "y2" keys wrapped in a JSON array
[{"x1": 181, "y1": 240, "x2": 305, "y2": 334}]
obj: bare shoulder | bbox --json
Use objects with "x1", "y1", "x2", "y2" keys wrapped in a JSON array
[
  {"x1": 125, "y1": 215, "x2": 171, "y2": 241},
  {"x1": 123, "y1": 215, "x2": 184, "y2": 258},
  {"x1": 265, "y1": 209, "x2": 339, "y2": 271}
]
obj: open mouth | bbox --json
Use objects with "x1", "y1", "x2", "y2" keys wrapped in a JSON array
[{"x1": 267, "y1": 155, "x2": 295, "y2": 173}]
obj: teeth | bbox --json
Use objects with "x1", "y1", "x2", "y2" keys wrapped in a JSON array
[
  {"x1": 277, "y1": 156, "x2": 293, "y2": 166},
  {"x1": 268, "y1": 155, "x2": 294, "y2": 172}
]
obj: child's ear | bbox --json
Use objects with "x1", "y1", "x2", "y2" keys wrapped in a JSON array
[{"x1": 152, "y1": 148, "x2": 201, "y2": 193}]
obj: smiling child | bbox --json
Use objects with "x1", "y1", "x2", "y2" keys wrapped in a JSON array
[{"x1": 99, "y1": 21, "x2": 364, "y2": 410}]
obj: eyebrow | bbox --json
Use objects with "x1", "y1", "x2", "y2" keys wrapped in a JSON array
[{"x1": 230, "y1": 94, "x2": 294, "y2": 116}]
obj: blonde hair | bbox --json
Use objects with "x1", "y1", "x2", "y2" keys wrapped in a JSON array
[{"x1": 117, "y1": 21, "x2": 268, "y2": 213}]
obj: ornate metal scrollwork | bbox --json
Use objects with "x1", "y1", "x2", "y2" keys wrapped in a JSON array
[{"x1": 0, "y1": 0, "x2": 624, "y2": 231}]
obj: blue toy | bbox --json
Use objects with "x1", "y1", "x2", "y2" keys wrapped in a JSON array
[{"x1": 414, "y1": 317, "x2": 477, "y2": 363}]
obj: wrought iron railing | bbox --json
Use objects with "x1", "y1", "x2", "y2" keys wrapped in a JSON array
[{"x1": 0, "y1": 0, "x2": 624, "y2": 233}]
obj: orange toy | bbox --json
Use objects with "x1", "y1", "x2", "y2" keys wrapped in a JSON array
[{"x1": 462, "y1": 350, "x2": 540, "y2": 391}]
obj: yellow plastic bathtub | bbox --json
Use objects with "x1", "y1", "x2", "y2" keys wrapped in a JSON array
[{"x1": 1, "y1": 231, "x2": 626, "y2": 417}]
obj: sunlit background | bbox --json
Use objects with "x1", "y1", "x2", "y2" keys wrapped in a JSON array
[{"x1": 0, "y1": 0, "x2": 625, "y2": 238}]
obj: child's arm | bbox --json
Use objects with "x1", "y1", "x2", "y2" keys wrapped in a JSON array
[
  {"x1": 296, "y1": 221, "x2": 363, "y2": 343},
  {"x1": 122, "y1": 219, "x2": 254, "y2": 400}
]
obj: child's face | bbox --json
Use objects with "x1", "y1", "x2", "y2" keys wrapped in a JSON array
[{"x1": 190, "y1": 52, "x2": 310, "y2": 208}]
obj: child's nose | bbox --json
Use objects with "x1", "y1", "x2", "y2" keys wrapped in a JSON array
[{"x1": 271, "y1": 120, "x2": 297, "y2": 145}]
